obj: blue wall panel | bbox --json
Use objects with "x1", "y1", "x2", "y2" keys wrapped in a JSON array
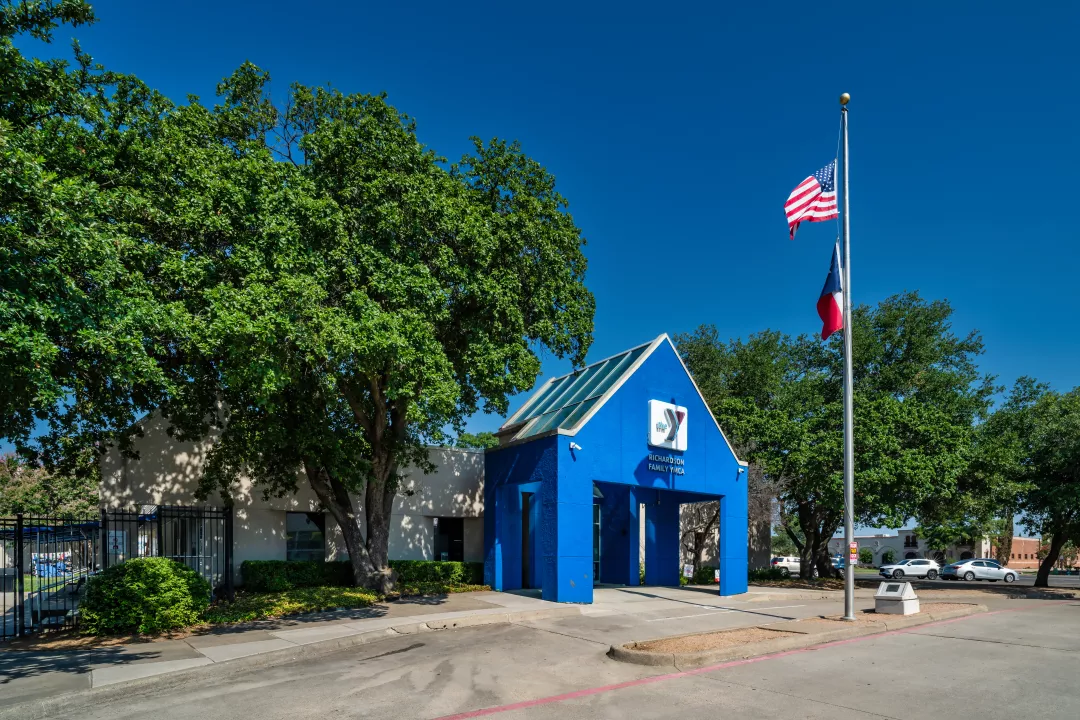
[{"x1": 484, "y1": 437, "x2": 557, "y2": 591}]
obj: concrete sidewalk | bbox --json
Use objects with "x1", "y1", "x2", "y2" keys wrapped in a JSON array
[{"x1": 0, "y1": 590, "x2": 578, "y2": 709}]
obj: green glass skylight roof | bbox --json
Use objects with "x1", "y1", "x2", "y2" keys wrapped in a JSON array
[{"x1": 502, "y1": 341, "x2": 652, "y2": 441}]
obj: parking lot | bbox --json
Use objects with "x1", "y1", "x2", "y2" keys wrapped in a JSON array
[{"x1": 19, "y1": 585, "x2": 1078, "y2": 720}]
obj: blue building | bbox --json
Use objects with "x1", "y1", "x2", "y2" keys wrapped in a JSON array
[{"x1": 484, "y1": 334, "x2": 749, "y2": 603}]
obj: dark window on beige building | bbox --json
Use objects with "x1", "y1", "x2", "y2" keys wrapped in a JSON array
[{"x1": 286, "y1": 512, "x2": 326, "y2": 562}]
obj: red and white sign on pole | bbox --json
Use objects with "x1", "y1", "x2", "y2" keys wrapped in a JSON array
[{"x1": 848, "y1": 541, "x2": 858, "y2": 565}]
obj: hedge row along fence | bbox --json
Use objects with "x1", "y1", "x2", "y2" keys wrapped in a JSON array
[{"x1": 241, "y1": 560, "x2": 485, "y2": 592}]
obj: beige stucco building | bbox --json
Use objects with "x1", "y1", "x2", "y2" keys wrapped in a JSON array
[{"x1": 99, "y1": 413, "x2": 486, "y2": 581}]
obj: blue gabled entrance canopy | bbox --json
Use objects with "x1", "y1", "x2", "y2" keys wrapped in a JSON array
[{"x1": 483, "y1": 334, "x2": 749, "y2": 603}]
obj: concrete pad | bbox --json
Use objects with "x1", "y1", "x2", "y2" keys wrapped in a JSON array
[
  {"x1": 184, "y1": 630, "x2": 280, "y2": 649},
  {"x1": 387, "y1": 621, "x2": 433, "y2": 635},
  {"x1": 386, "y1": 594, "x2": 497, "y2": 614},
  {"x1": 89, "y1": 639, "x2": 202, "y2": 668},
  {"x1": 194, "y1": 638, "x2": 298, "y2": 663},
  {"x1": 91, "y1": 657, "x2": 213, "y2": 687},
  {"x1": 424, "y1": 614, "x2": 507, "y2": 630},
  {"x1": 269, "y1": 623, "x2": 371, "y2": 646},
  {"x1": 469, "y1": 591, "x2": 552, "y2": 609}
]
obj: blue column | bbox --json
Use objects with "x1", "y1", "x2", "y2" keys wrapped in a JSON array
[
  {"x1": 484, "y1": 483, "x2": 523, "y2": 591},
  {"x1": 483, "y1": 472, "x2": 499, "y2": 589},
  {"x1": 718, "y1": 486, "x2": 749, "y2": 596},
  {"x1": 644, "y1": 492, "x2": 681, "y2": 586},
  {"x1": 540, "y1": 447, "x2": 593, "y2": 603}
]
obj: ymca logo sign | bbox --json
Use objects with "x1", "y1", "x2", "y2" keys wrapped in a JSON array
[{"x1": 648, "y1": 400, "x2": 688, "y2": 451}]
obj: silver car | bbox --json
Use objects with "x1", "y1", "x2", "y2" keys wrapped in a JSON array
[
  {"x1": 878, "y1": 558, "x2": 941, "y2": 580},
  {"x1": 940, "y1": 558, "x2": 1018, "y2": 583}
]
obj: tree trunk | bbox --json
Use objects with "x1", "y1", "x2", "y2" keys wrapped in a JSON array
[
  {"x1": 1034, "y1": 533, "x2": 1067, "y2": 588},
  {"x1": 692, "y1": 533, "x2": 706, "y2": 571},
  {"x1": 815, "y1": 549, "x2": 835, "y2": 579},
  {"x1": 994, "y1": 516, "x2": 1014, "y2": 566},
  {"x1": 782, "y1": 521, "x2": 804, "y2": 554},
  {"x1": 363, "y1": 472, "x2": 397, "y2": 595},
  {"x1": 796, "y1": 503, "x2": 838, "y2": 581},
  {"x1": 302, "y1": 460, "x2": 390, "y2": 592}
]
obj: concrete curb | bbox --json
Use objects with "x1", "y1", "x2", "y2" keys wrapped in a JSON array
[
  {"x1": 607, "y1": 603, "x2": 988, "y2": 669},
  {"x1": 0, "y1": 606, "x2": 583, "y2": 720}
]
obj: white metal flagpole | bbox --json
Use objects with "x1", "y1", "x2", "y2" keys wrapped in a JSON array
[{"x1": 839, "y1": 92, "x2": 855, "y2": 622}]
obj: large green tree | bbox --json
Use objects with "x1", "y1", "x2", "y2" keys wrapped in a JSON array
[
  {"x1": 677, "y1": 293, "x2": 994, "y2": 579},
  {"x1": 983, "y1": 380, "x2": 1080, "y2": 586},
  {"x1": 136, "y1": 68, "x2": 594, "y2": 592},
  {"x1": 1, "y1": 4, "x2": 594, "y2": 593}
]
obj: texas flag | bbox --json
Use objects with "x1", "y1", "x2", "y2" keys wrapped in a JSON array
[{"x1": 817, "y1": 242, "x2": 844, "y2": 340}]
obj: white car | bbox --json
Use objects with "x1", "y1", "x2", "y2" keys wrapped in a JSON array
[
  {"x1": 941, "y1": 558, "x2": 1018, "y2": 583},
  {"x1": 770, "y1": 556, "x2": 800, "y2": 577},
  {"x1": 878, "y1": 558, "x2": 941, "y2": 580}
]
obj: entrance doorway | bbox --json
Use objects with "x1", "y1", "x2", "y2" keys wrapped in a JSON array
[
  {"x1": 521, "y1": 492, "x2": 533, "y2": 588},
  {"x1": 592, "y1": 503, "x2": 601, "y2": 583},
  {"x1": 592, "y1": 483, "x2": 604, "y2": 585}
]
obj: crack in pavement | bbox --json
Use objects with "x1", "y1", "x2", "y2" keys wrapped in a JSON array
[
  {"x1": 910, "y1": 632, "x2": 1078, "y2": 652},
  {"x1": 511, "y1": 621, "x2": 611, "y2": 648}
]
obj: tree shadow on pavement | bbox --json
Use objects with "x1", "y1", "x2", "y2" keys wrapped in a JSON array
[{"x1": 0, "y1": 645, "x2": 162, "y2": 687}]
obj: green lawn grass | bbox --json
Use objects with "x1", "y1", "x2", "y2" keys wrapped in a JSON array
[{"x1": 20, "y1": 574, "x2": 71, "y2": 592}]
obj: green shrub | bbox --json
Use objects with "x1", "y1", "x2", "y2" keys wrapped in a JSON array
[
  {"x1": 692, "y1": 566, "x2": 717, "y2": 585},
  {"x1": 241, "y1": 560, "x2": 352, "y2": 592},
  {"x1": 81, "y1": 558, "x2": 211, "y2": 634},
  {"x1": 241, "y1": 559, "x2": 484, "y2": 592},
  {"x1": 859, "y1": 548, "x2": 874, "y2": 565},
  {"x1": 389, "y1": 560, "x2": 483, "y2": 585},
  {"x1": 397, "y1": 582, "x2": 490, "y2": 596},
  {"x1": 881, "y1": 549, "x2": 896, "y2": 565},
  {"x1": 748, "y1": 567, "x2": 788, "y2": 582}
]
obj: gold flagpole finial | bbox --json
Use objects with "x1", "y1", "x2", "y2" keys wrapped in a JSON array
[{"x1": 839, "y1": 93, "x2": 851, "y2": 106}]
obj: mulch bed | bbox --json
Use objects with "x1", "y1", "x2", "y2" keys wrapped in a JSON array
[{"x1": 631, "y1": 627, "x2": 798, "y2": 654}]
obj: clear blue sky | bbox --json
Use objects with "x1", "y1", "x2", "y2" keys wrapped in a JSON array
[{"x1": 28, "y1": 2, "x2": 1080, "y2": 439}]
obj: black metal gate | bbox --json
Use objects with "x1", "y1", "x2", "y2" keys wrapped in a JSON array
[
  {"x1": 1, "y1": 514, "x2": 100, "y2": 640},
  {"x1": 1, "y1": 506, "x2": 232, "y2": 641},
  {"x1": 101, "y1": 505, "x2": 233, "y2": 595}
]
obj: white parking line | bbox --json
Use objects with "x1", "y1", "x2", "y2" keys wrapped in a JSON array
[{"x1": 645, "y1": 604, "x2": 806, "y2": 622}]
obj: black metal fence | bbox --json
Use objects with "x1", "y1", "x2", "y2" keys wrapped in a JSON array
[{"x1": 1, "y1": 506, "x2": 232, "y2": 641}]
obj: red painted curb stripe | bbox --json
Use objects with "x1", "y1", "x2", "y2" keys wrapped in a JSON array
[{"x1": 432, "y1": 601, "x2": 1073, "y2": 719}]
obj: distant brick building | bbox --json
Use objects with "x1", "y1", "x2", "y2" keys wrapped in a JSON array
[{"x1": 992, "y1": 536, "x2": 1042, "y2": 570}]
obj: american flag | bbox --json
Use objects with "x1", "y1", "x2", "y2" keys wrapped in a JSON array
[{"x1": 785, "y1": 161, "x2": 838, "y2": 239}]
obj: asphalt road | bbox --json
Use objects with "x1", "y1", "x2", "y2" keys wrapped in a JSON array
[
  {"x1": 859, "y1": 571, "x2": 1080, "y2": 589},
  {"x1": 45, "y1": 595, "x2": 1079, "y2": 720}
]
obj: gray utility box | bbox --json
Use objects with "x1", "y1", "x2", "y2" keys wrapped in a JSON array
[{"x1": 875, "y1": 581, "x2": 920, "y2": 615}]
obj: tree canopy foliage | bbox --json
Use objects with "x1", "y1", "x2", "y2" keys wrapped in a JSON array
[
  {"x1": 1, "y1": 0, "x2": 175, "y2": 469},
  {"x1": 678, "y1": 292, "x2": 995, "y2": 578},
  {"x1": 0, "y1": 453, "x2": 98, "y2": 516},
  {"x1": 456, "y1": 432, "x2": 499, "y2": 450},
  {"x1": 977, "y1": 380, "x2": 1080, "y2": 585}
]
